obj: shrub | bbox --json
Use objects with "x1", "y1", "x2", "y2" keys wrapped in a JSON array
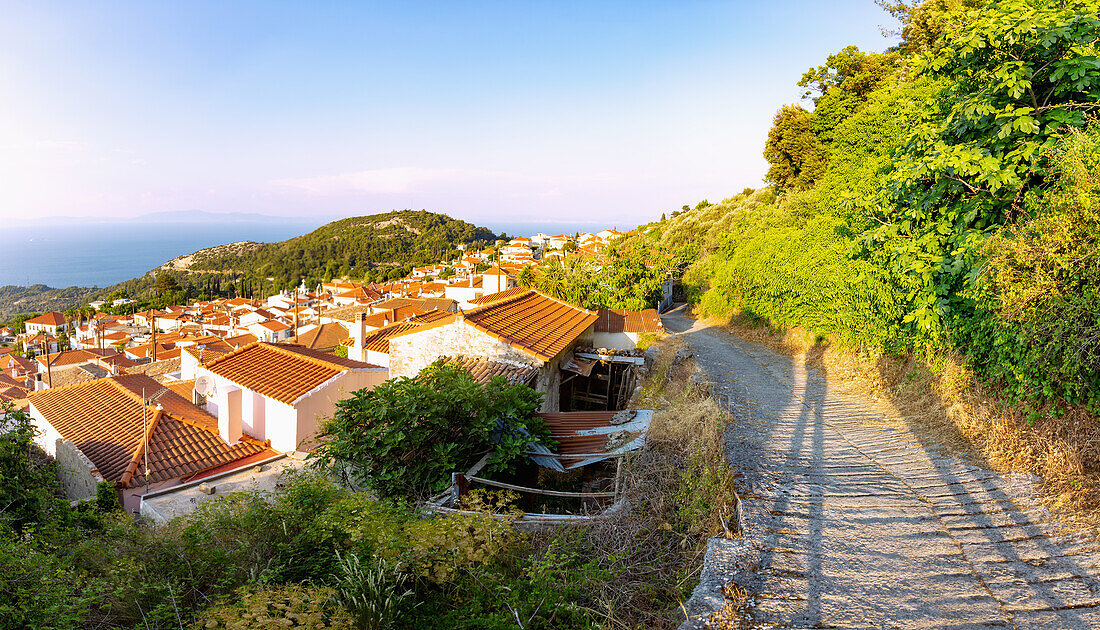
[
  {"x1": 309, "y1": 362, "x2": 546, "y2": 500},
  {"x1": 968, "y1": 122, "x2": 1100, "y2": 408},
  {"x1": 196, "y1": 584, "x2": 355, "y2": 629}
]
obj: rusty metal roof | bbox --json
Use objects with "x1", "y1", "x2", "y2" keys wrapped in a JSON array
[{"x1": 534, "y1": 410, "x2": 653, "y2": 470}]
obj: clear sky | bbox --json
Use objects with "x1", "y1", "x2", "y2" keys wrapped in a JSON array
[{"x1": 1, "y1": 1, "x2": 899, "y2": 227}]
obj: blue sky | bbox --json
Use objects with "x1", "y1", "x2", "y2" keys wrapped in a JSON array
[{"x1": 1, "y1": 1, "x2": 898, "y2": 227}]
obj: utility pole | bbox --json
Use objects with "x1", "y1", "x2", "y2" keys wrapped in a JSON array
[
  {"x1": 40, "y1": 339, "x2": 52, "y2": 388},
  {"x1": 141, "y1": 387, "x2": 167, "y2": 496},
  {"x1": 293, "y1": 287, "x2": 299, "y2": 342}
]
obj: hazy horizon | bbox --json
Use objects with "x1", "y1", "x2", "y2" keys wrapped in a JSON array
[{"x1": 1, "y1": 2, "x2": 900, "y2": 226}]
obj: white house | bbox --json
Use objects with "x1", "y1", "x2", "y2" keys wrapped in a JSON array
[
  {"x1": 247, "y1": 319, "x2": 294, "y2": 342},
  {"x1": 186, "y1": 342, "x2": 387, "y2": 452},
  {"x1": 28, "y1": 373, "x2": 274, "y2": 511},
  {"x1": 24, "y1": 312, "x2": 69, "y2": 337}
]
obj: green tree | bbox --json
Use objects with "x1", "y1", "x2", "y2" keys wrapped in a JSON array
[
  {"x1": 309, "y1": 362, "x2": 547, "y2": 500},
  {"x1": 0, "y1": 404, "x2": 66, "y2": 532},
  {"x1": 861, "y1": 0, "x2": 1100, "y2": 341},
  {"x1": 763, "y1": 104, "x2": 829, "y2": 192},
  {"x1": 152, "y1": 272, "x2": 180, "y2": 296}
]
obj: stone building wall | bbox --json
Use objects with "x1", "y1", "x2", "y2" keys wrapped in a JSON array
[
  {"x1": 388, "y1": 320, "x2": 539, "y2": 380},
  {"x1": 54, "y1": 439, "x2": 105, "y2": 502}
]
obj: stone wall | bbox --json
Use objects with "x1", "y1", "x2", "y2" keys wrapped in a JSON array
[
  {"x1": 54, "y1": 438, "x2": 105, "y2": 502},
  {"x1": 389, "y1": 319, "x2": 540, "y2": 380}
]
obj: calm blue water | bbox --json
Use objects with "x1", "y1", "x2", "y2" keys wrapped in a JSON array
[
  {"x1": 1, "y1": 219, "x2": 620, "y2": 289},
  {"x1": 1, "y1": 221, "x2": 321, "y2": 288}
]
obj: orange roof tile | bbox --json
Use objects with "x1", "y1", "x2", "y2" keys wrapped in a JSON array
[
  {"x1": 293, "y1": 322, "x2": 349, "y2": 351},
  {"x1": 37, "y1": 348, "x2": 118, "y2": 369},
  {"x1": 461, "y1": 290, "x2": 598, "y2": 362},
  {"x1": 201, "y1": 342, "x2": 382, "y2": 405},
  {"x1": 29, "y1": 374, "x2": 270, "y2": 488},
  {"x1": 594, "y1": 308, "x2": 663, "y2": 334},
  {"x1": 469, "y1": 287, "x2": 528, "y2": 306},
  {"x1": 441, "y1": 356, "x2": 538, "y2": 386},
  {"x1": 25, "y1": 312, "x2": 66, "y2": 327}
]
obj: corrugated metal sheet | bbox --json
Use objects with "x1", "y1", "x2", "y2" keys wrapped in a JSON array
[{"x1": 534, "y1": 410, "x2": 653, "y2": 469}]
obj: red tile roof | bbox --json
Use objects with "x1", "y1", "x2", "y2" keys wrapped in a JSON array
[
  {"x1": 37, "y1": 348, "x2": 118, "y2": 369},
  {"x1": 201, "y1": 342, "x2": 382, "y2": 405},
  {"x1": 594, "y1": 309, "x2": 663, "y2": 334},
  {"x1": 461, "y1": 290, "x2": 598, "y2": 362},
  {"x1": 470, "y1": 287, "x2": 528, "y2": 306},
  {"x1": 442, "y1": 356, "x2": 538, "y2": 386},
  {"x1": 25, "y1": 312, "x2": 66, "y2": 327},
  {"x1": 29, "y1": 374, "x2": 271, "y2": 488},
  {"x1": 293, "y1": 322, "x2": 349, "y2": 351}
]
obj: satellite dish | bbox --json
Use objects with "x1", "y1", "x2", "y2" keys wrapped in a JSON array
[{"x1": 194, "y1": 376, "x2": 215, "y2": 397}]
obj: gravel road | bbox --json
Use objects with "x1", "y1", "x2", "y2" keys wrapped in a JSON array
[{"x1": 664, "y1": 305, "x2": 1100, "y2": 629}]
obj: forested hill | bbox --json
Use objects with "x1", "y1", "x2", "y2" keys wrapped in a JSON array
[
  {"x1": 164, "y1": 210, "x2": 500, "y2": 285},
  {"x1": 625, "y1": 0, "x2": 1100, "y2": 410}
]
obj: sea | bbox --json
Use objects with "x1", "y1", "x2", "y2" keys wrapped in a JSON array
[
  {"x1": 1, "y1": 221, "x2": 322, "y2": 288},
  {"x1": 1, "y1": 219, "x2": 616, "y2": 289}
]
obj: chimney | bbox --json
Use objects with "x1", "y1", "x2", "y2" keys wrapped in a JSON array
[
  {"x1": 350, "y1": 312, "x2": 366, "y2": 362},
  {"x1": 219, "y1": 388, "x2": 243, "y2": 444}
]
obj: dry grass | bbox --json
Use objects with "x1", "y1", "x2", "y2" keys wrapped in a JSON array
[
  {"x1": 532, "y1": 337, "x2": 741, "y2": 629},
  {"x1": 717, "y1": 311, "x2": 1100, "y2": 527},
  {"x1": 707, "y1": 581, "x2": 750, "y2": 629}
]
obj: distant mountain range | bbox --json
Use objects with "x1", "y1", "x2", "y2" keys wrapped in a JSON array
[{"x1": 24, "y1": 210, "x2": 329, "y2": 225}]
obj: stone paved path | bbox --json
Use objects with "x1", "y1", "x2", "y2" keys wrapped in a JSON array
[{"x1": 664, "y1": 305, "x2": 1100, "y2": 629}]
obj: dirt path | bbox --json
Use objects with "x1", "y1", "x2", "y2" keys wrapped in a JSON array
[{"x1": 664, "y1": 305, "x2": 1100, "y2": 629}]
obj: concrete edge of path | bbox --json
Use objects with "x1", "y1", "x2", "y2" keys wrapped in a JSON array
[{"x1": 677, "y1": 533, "x2": 754, "y2": 629}]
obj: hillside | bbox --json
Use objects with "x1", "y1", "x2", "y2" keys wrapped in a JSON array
[
  {"x1": 0, "y1": 284, "x2": 98, "y2": 322},
  {"x1": 170, "y1": 210, "x2": 499, "y2": 284}
]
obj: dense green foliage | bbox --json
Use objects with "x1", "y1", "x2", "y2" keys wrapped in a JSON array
[
  {"x1": 310, "y1": 363, "x2": 548, "y2": 500},
  {"x1": 0, "y1": 284, "x2": 98, "y2": 322},
  {"x1": 185, "y1": 210, "x2": 498, "y2": 288},
  {"x1": 625, "y1": 0, "x2": 1100, "y2": 410},
  {"x1": 0, "y1": 405, "x2": 67, "y2": 532},
  {"x1": 532, "y1": 250, "x2": 672, "y2": 311},
  {"x1": 971, "y1": 124, "x2": 1100, "y2": 408}
]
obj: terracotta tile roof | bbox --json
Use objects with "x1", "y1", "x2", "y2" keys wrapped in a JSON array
[
  {"x1": 29, "y1": 374, "x2": 271, "y2": 488},
  {"x1": 362, "y1": 307, "x2": 423, "y2": 329},
  {"x1": 257, "y1": 320, "x2": 291, "y2": 332},
  {"x1": 165, "y1": 379, "x2": 196, "y2": 400},
  {"x1": 125, "y1": 357, "x2": 183, "y2": 380},
  {"x1": 322, "y1": 304, "x2": 373, "y2": 323},
  {"x1": 357, "y1": 311, "x2": 458, "y2": 353},
  {"x1": 461, "y1": 290, "x2": 597, "y2": 362},
  {"x1": 594, "y1": 309, "x2": 663, "y2": 334},
  {"x1": 293, "y1": 322, "x2": 349, "y2": 351},
  {"x1": 200, "y1": 342, "x2": 382, "y2": 405},
  {"x1": 442, "y1": 356, "x2": 538, "y2": 386},
  {"x1": 25, "y1": 312, "x2": 66, "y2": 327},
  {"x1": 361, "y1": 322, "x2": 423, "y2": 353},
  {"x1": 38, "y1": 348, "x2": 118, "y2": 369},
  {"x1": 470, "y1": 287, "x2": 528, "y2": 306},
  {"x1": 224, "y1": 333, "x2": 258, "y2": 347},
  {"x1": 482, "y1": 265, "x2": 508, "y2": 276}
]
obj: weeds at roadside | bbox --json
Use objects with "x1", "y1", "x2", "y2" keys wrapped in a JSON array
[{"x1": 719, "y1": 311, "x2": 1100, "y2": 528}]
